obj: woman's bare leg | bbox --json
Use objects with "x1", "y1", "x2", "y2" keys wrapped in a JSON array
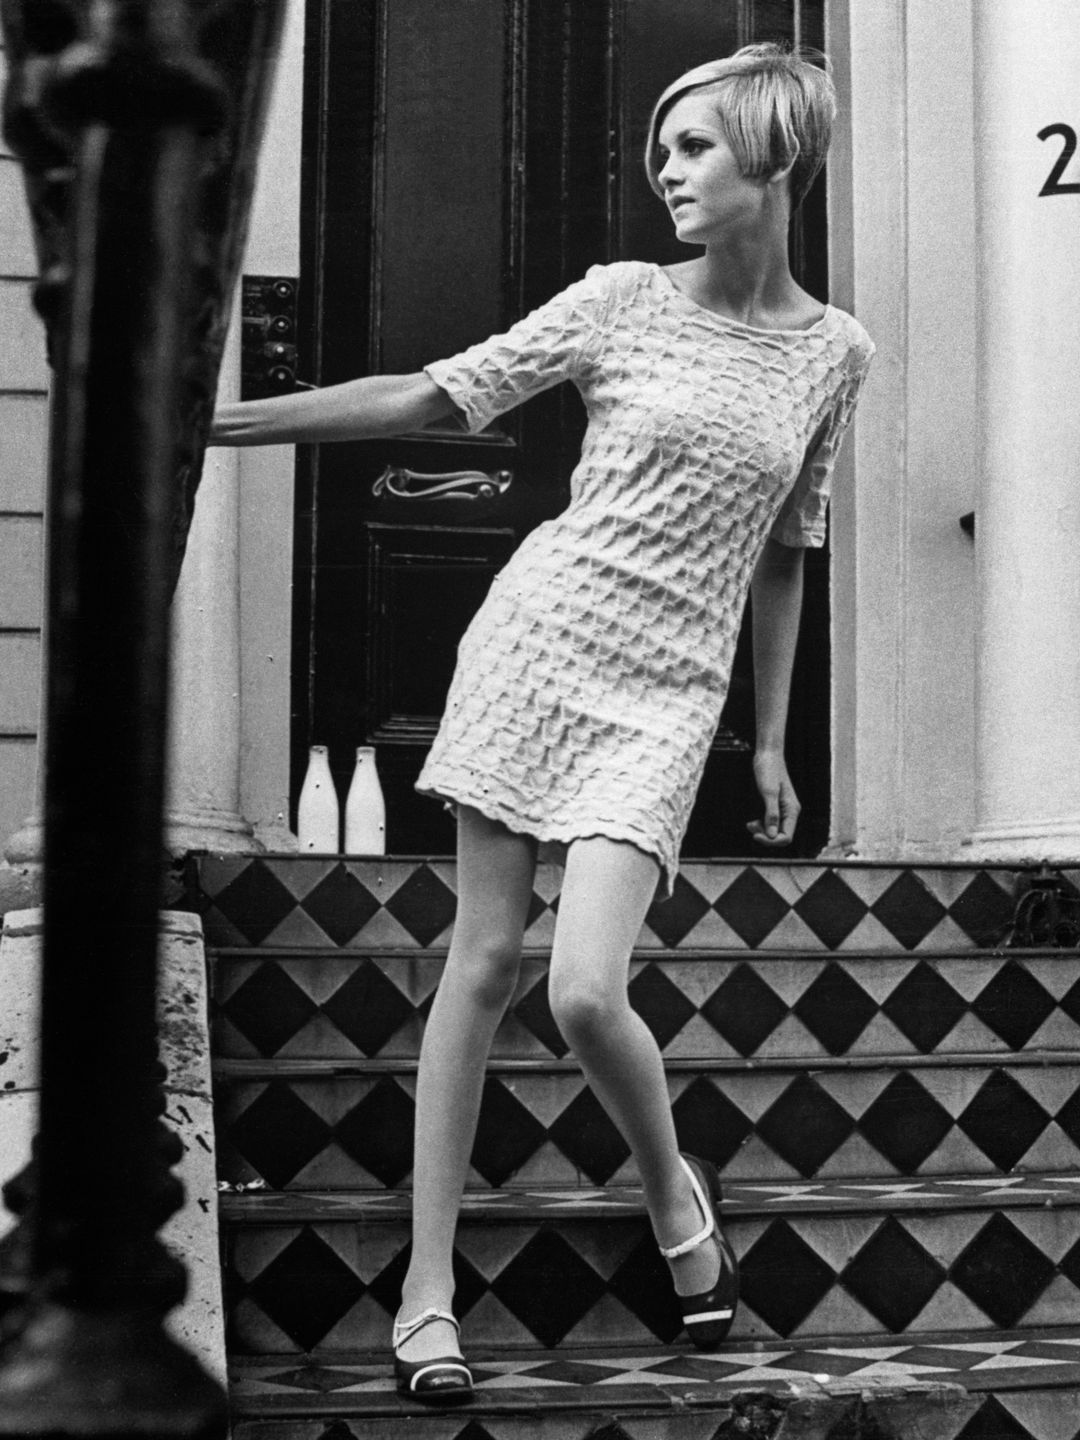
[
  {"x1": 396, "y1": 805, "x2": 536, "y2": 1363},
  {"x1": 548, "y1": 838, "x2": 721, "y2": 1297}
]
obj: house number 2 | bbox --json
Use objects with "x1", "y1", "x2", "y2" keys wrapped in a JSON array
[{"x1": 1038, "y1": 124, "x2": 1080, "y2": 196}]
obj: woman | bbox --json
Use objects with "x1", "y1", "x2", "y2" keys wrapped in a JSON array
[{"x1": 212, "y1": 43, "x2": 873, "y2": 1406}]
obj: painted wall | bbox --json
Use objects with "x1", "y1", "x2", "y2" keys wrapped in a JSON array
[
  {"x1": 828, "y1": 0, "x2": 979, "y2": 858},
  {"x1": 0, "y1": 37, "x2": 48, "y2": 856}
]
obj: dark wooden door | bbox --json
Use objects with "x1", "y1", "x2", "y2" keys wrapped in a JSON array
[{"x1": 295, "y1": 0, "x2": 830, "y2": 856}]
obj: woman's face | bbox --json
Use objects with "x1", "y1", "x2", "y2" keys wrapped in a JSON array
[{"x1": 655, "y1": 91, "x2": 768, "y2": 242}]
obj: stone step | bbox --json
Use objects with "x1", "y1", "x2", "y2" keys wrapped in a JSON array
[
  {"x1": 227, "y1": 1334, "x2": 1080, "y2": 1440},
  {"x1": 209, "y1": 945, "x2": 1080, "y2": 1064},
  {"x1": 213, "y1": 1053, "x2": 1080, "y2": 1191},
  {"x1": 188, "y1": 856, "x2": 1035, "y2": 954},
  {"x1": 220, "y1": 1175, "x2": 1080, "y2": 1354}
]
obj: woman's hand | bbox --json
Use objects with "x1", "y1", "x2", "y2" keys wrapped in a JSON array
[{"x1": 747, "y1": 748, "x2": 800, "y2": 846}]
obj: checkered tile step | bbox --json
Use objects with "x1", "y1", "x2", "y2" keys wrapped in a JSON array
[
  {"x1": 223, "y1": 1178, "x2": 1080, "y2": 1353},
  {"x1": 210, "y1": 948, "x2": 1080, "y2": 1063},
  {"x1": 213, "y1": 1060, "x2": 1080, "y2": 1191},
  {"x1": 217, "y1": 1175, "x2": 1080, "y2": 1220},
  {"x1": 229, "y1": 1338, "x2": 1080, "y2": 1440},
  {"x1": 185, "y1": 857, "x2": 1045, "y2": 952}
]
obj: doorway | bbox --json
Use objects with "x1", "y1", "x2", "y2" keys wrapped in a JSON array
[{"x1": 294, "y1": 0, "x2": 830, "y2": 855}]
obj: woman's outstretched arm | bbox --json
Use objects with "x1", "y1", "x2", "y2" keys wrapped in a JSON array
[
  {"x1": 209, "y1": 372, "x2": 457, "y2": 446},
  {"x1": 747, "y1": 536, "x2": 805, "y2": 846}
]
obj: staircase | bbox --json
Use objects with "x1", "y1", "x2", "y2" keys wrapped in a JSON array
[{"x1": 187, "y1": 855, "x2": 1080, "y2": 1440}]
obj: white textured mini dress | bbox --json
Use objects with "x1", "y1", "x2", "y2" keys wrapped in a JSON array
[{"x1": 417, "y1": 260, "x2": 874, "y2": 892}]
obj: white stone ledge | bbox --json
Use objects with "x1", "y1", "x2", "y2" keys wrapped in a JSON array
[
  {"x1": 0, "y1": 906, "x2": 225, "y2": 1384},
  {"x1": 965, "y1": 817, "x2": 1080, "y2": 865}
]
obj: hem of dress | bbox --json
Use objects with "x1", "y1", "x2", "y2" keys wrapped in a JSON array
[{"x1": 415, "y1": 780, "x2": 678, "y2": 900}]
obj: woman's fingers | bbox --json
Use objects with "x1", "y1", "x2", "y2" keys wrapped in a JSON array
[{"x1": 747, "y1": 765, "x2": 800, "y2": 847}]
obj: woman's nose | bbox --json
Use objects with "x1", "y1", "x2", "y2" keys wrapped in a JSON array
[{"x1": 657, "y1": 152, "x2": 680, "y2": 187}]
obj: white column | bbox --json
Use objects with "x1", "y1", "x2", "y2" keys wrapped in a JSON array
[
  {"x1": 825, "y1": 0, "x2": 909, "y2": 856},
  {"x1": 968, "y1": 2, "x2": 1080, "y2": 860},
  {"x1": 235, "y1": 0, "x2": 304, "y2": 853},
  {"x1": 165, "y1": 312, "x2": 261, "y2": 855}
]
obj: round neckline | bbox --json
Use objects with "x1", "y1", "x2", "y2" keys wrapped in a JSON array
[{"x1": 650, "y1": 262, "x2": 832, "y2": 336}]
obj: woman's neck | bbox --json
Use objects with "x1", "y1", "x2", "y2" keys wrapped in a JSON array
[
  {"x1": 666, "y1": 216, "x2": 821, "y2": 329},
  {"x1": 698, "y1": 226, "x2": 798, "y2": 318}
]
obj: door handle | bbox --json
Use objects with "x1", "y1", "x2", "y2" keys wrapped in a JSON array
[{"x1": 372, "y1": 465, "x2": 513, "y2": 501}]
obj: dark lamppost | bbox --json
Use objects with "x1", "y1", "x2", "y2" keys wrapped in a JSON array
[{"x1": 0, "y1": 1, "x2": 285, "y2": 1434}]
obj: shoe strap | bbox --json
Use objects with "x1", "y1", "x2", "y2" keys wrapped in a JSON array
[
  {"x1": 393, "y1": 1307, "x2": 460, "y2": 1348},
  {"x1": 657, "y1": 1155, "x2": 716, "y2": 1259}
]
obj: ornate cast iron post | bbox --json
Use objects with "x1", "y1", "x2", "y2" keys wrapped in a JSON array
[{"x1": 0, "y1": 1, "x2": 285, "y2": 1433}]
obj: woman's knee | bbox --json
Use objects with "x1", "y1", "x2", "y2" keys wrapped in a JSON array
[
  {"x1": 447, "y1": 933, "x2": 523, "y2": 1010},
  {"x1": 548, "y1": 973, "x2": 624, "y2": 1050}
]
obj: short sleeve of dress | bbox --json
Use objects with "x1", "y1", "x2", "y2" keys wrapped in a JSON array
[
  {"x1": 423, "y1": 264, "x2": 615, "y2": 434},
  {"x1": 769, "y1": 331, "x2": 875, "y2": 548}
]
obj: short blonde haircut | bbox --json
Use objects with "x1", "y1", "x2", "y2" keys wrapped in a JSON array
[{"x1": 644, "y1": 43, "x2": 836, "y2": 210}]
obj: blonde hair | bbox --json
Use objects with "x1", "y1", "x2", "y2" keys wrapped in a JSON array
[{"x1": 644, "y1": 43, "x2": 836, "y2": 210}]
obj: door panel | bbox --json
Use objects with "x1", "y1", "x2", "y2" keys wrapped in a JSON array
[
  {"x1": 362, "y1": 518, "x2": 517, "y2": 849},
  {"x1": 378, "y1": 1, "x2": 506, "y2": 372},
  {"x1": 364, "y1": 522, "x2": 518, "y2": 748},
  {"x1": 296, "y1": 0, "x2": 830, "y2": 856}
]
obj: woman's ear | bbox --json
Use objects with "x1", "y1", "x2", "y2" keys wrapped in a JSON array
[{"x1": 767, "y1": 141, "x2": 799, "y2": 188}]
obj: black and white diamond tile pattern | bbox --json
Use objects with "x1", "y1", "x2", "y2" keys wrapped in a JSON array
[
  {"x1": 204, "y1": 856, "x2": 1080, "y2": 1439},
  {"x1": 217, "y1": 1174, "x2": 1080, "y2": 1223},
  {"x1": 187, "y1": 857, "x2": 1044, "y2": 952},
  {"x1": 214, "y1": 1063, "x2": 1080, "y2": 1190},
  {"x1": 211, "y1": 949, "x2": 1080, "y2": 1063},
  {"x1": 223, "y1": 1202, "x2": 1080, "y2": 1352},
  {"x1": 228, "y1": 1335, "x2": 1080, "y2": 1406}
]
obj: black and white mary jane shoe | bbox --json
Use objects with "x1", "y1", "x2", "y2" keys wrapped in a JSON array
[
  {"x1": 393, "y1": 1307, "x2": 474, "y2": 1405},
  {"x1": 657, "y1": 1153, "x2": 740, "y2": 1350}
]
